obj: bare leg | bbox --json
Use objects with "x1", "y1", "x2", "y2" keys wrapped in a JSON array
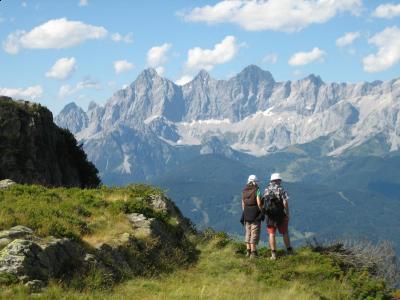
[
  {"x1": 269, "y1": 233, "x2": 276, "y2": 251},
  {"x1": 250, "y1": 243, "x2": 256, "y2": 252},
  {"x1": 246, "y1": 243, "x2": 251, "y2": 250},
  {"x1": 283, "y1": 232, "x2": 291, "y2": 249}
]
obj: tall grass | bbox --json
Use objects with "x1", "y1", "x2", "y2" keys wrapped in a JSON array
[{"x1": 0, "y1": 231, "x2": 395, "y2": 299}]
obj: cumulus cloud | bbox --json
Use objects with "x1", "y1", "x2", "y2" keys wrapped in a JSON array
[
  {"x1": 186, "y1": 35, "x2": 240, "y2": 71},
  {"x1": 372, "y1": 3, "x2": 400, "y2": 19},
  {"x1": 181, "y1": 0, "x2": 362, "y2": 32},
  {"x1": 0, "y1": 85, "x2": 43, "y2": 100},
  {"x1": 336, "y1": 31, "x2": 360, "y2": 47},
  {"x1": 3, "y1": 18, "x2": 107, "y2": 54},
  {"x1": 113, "y1": 60, "x2": 134, "y2": 74},
  {"x1": 58, "y1": 79, "x2": 100, "y2": 98},
  {"x1": 288, "y1": 47, "x2": 326, "y2": 66},
  {"x1": 45, "y1": 57, "x2": 76, "y2": 80},
  {"x1": 363, "y1": 26, "x2": 400, "y2": 73},
  {"x1": 79, "y1": 0, "x2": 88, "y2": 7},
  {"x1": 111, "y1": 33, "x2": 133, "y2": 43},
  {"x1": 262, "y1": 53, "x2": 278, "y2": 64},
  {"x1": 175, "y1": 75, "x2": 193, "y2": 86},
  {"x1": 147, "y1": 43, "x2": 172, "y2": 72}
]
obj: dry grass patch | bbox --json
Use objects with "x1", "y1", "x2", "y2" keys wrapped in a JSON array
[{"x1": 83, "y1": 213, "x2": 133, "y2": 246}]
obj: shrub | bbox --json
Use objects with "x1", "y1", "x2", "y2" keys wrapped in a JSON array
[{"x1": 308, "y1": 238, "x2": 400, "y2": 297}]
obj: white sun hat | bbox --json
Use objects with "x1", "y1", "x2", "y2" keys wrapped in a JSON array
[
  {"x1": 247, "y1": 174, "x2": 259, "y2": 184},
  {"x1": 270, "y1": 173, "x2": 282, "y2": 181}
]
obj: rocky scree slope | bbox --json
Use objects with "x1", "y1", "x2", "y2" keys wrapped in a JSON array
[{"x1": 0, "y1": 96, "x2": 100, "y2": 187}]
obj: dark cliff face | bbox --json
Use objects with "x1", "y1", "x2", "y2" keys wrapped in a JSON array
[{"x1": 0, "y1": 96, "x2": 100, "y2": 188}]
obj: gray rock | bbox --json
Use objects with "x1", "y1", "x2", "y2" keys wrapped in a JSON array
[
  {"x1": 126, "y1": 213, "x2": 177, "y2": 245},
  {"x1": 0, "y1": 179, "x2": 16, "y2": 189},
  {"x1": 0, "y1": 233, "x2": 84, "y2": 282},
  {"x1": 0, "y1": 226, "x2": 33, "y2": 240},
  {"x1": 25, "y1": 279, "x2": 45, "y2": 293},
  {"x1": 0, "y1": 238, "x2": 11, "y2": 249},
  {"x1": 148, "y1": 195, "x2": 193, "y2": 233}
]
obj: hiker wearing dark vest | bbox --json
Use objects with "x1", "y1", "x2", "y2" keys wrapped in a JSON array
[
  {"x1": 242, "y1": 175, "x2": 263, "y2": 259},
  {"x1": 264, "y1": 173, "x2": 293, "y2": 260}
]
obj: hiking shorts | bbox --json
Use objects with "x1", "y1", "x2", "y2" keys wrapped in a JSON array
[
  {"x1": 245, "y1": 221, "x2": 261, "y2": 244},
  {"x1": 267, "y1": 217, "x2": 289, "y2": 235}
]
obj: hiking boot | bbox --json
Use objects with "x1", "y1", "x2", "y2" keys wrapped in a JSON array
[
  {"x1": 286, "y1": 247, "x2": 294, "y2": 255},
  {"x1": 249, "y1": 251, "x2": 258, "y2": 259},
  {"x1": 270, "y1": 251, "x2": 277, "y2": 260},
  {"x1": 245, "y1": 250, "x2": 251, "y2": 257}
]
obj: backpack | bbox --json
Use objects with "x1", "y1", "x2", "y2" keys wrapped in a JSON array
[
  {"x1": 242, "y1": 183, "x2": 258, "y2": 206},
  {"x1": 264, "y1": 188, "x2": 285, "y2": 225}
]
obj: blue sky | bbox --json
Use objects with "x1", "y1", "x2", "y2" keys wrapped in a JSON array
[{"x1": 0, "y1": 0, "x2": 399, "y2": 114}]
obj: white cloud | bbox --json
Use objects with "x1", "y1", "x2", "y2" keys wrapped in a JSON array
[
  {"x1": 363, "y1": 26, "x2": 400, "y2": 73},
  {"x1": 21, "y1": 2, "x2": 27, "y2": 8},
  {"x1": 175, "y1": 75, "x2": 193, "y2": 86},
  {"x1": 0, "y1": 85, "x2": 43, "y2": 100},
  {"x1": 372, "y1": 3, "x2": 400, "y2": 19},
  {"x1": 79, "y1": 0, "x2": 88, "y2": 7},
  {"x1": 147, "y1": 43, "x2": 172, "y2": 68},
  {"x1": 181, "y1": 0, "x2": 362, "y2": 32},
  {"x1": 186, "y1": 35, "x2": 240, "y2": 71},
  {"x1": 111, "y1": 33, "x2": 133, "y2": 43},
  {"x1": 262, "y1": 53, "x2": 278, "y2": 64},
  {"x1": 288, "y1": 47, "x2": 326, "y2": 66},
  {"x1": 113, "y1": 60, "x2": 134, "y2": 74},
  {"x1": 45, "y1": 57, "x2": 76, "y2": 80},
  {"x1": 336, "y1": 32, "x2": 360, "y2": 47},
  {"x1": 3, "y1": 18, "x2": 107, "y2": 54},
  {"x1": 59, "y1": 79, "x2": 100, "y2": 98}
]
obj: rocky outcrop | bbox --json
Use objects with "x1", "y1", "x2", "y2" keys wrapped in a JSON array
[
  {"x1": 0, "y1": 226, "x2": 84, "y2": 288},
  {"x1": 0, "y1": 96, "x2": 100, "y2": 187},
  {"x1": 0, "y1": 202, "x2": 195, "y2": 289},
  {"x1": 0, "y1": 179, "x2": 15, "y2": 189}
]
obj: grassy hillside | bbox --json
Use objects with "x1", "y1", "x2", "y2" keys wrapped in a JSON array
[
  {"x1": 0, "y1": 184, "x2": 171, "y2": 242},
  {"x1": 0, "y1": 183, "x2": 197, "y2": 291},
  {"x1": 0, "y1": 231, "x2": 397, "y2": 299}
]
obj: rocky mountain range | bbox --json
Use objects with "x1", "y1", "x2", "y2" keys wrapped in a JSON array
[
  {"x1": 55, "y1": 66, "x2": 400, "y2": 252},
  {"x1": 56, "y1": 65, "x2": 400, "y2": 182}
]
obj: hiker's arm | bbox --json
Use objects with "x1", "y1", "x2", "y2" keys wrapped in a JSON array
[
  {"x1": 257, "y1": 195, "x2": 262, "y2": 210},
  {"x1": 242, "y1": 197, "x2": 245, "y2": 210},
  {"x1": 283, "y1": 192, "x2": 289, "y2": 218}
]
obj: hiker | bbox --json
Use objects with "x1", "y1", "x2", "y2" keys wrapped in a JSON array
[
  {"x1": 241, "y1": 174, "x2": 263, "y2": 259},
  {"x1": 263, "y1": 173, "x2": 293, "y2": 260}
]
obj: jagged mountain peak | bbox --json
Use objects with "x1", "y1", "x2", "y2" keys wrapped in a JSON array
[
  {"x1": 55, "y1": 102, "x2": 88, "y2": 134},
  {"x1": 234, "y1": 64, "x2": 275, "y2": 83},
  {"x1": 134, "y1": 68, "x2": 163, "y2": 85},
  {"x1": 62, "y1": 102, "x2": 80, "y2": 112},
  {"x1": 303, "y1": 74, "x2": 324, "y2": 85},
  {"x1": 88, "y1": 101, "x2": 98, "y2": 111},
  {"x1": 194, "y1": 69, "x2": 211, "y2": 81}
]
